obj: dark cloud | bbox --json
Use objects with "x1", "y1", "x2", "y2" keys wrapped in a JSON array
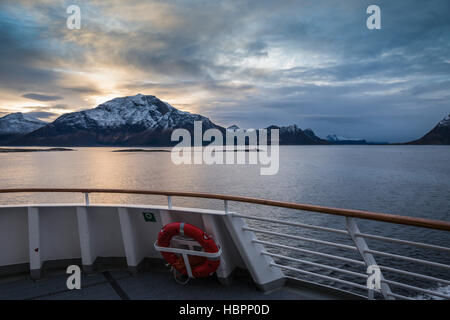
[
  {"x1": 124, "y1": 52, "x2": 211, "y2": 80},
  {"x1": 0, "y1": 0, "x2": 449, "y2": 142},
  {"x1": 61, "y1": 86, "x2": 102, "y2": 95},
  {"x1": 245, "y1": 41, "x2": 268, "y2": 57},
  {"x1": 0, "y1": 6, "x2": 60, "y2": 91},
  {"x1": 51, "y1": 104, "x2": 72, "y2": 110},
  {"x1": 22, "y1": 93, "x2": 63, "y2": 101}
]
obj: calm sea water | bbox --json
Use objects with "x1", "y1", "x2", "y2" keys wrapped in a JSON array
[{"x1": 0, "y1": 146, "x2": 449, "y2": 298}]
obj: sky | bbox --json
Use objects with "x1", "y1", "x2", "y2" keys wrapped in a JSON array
[{"x1": 0, "y1": 0, "x2": 449, "y2": 142}]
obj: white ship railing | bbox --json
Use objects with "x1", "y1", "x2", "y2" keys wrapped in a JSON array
[
  {"x1": 0, "y1": 188, "x2": 449, "y2": 300},
  {"x1": 235, "y1": 213, "x2": 449, "y2": 300}
]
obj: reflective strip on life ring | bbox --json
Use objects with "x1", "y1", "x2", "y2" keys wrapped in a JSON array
[{"x1": 157, "y1": 222, "x2": 220, "y2": 278}]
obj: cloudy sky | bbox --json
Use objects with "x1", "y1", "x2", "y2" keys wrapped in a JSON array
[{"x1": 0, "y1": 0, "x2": 449, "y2": 142}]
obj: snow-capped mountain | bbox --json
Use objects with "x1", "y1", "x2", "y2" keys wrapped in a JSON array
[
  {"x1": 266, "y1": 124, "x2": 329, "y2": 145},
  {"x1": 326, "y1": 134, "x2": 367, "y2": 144},
  {"x1": 54, "y1": 94, "x2": 217, "y2": 130},
  {"x1": 438, "y1": 114, "x2": 450, "y2": 127},
  {"x1": 13, "y1": 94, "x2": 224, "y2": 146},
  {"x1": 409, "y1": 114, "x2": 450, "y2": 145},
  {"x1": 8, "y1": 94, "x2": 334, "y2": 146},
  {"x1": 223, "y1": 124, "x2": 327, "y2": 145},
  {"x1": 0, "y1": 113, "x2": 47, "y2": 144},
  {"x1": 0, "y1": 112, "x2": 46, "y2": 134}
]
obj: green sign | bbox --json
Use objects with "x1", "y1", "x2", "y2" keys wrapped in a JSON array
[{"x1": 142, "y1": 212, "x2": 156, "y2": 222}]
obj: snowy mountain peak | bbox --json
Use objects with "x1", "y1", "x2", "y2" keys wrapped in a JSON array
[
  {"x1": 12, "y1": 94, "x2": 224, "y2": 146},
  {"x1": 0, "y1": 112, "x2": 47, "y2": 135},
  {"x1": 327, "y1": 134, "x2": 364, "y2": 142},
  {"x1": 409, "y1": 114, "x2": 450, "y2": 144},
  {"x1": 53, "y1": 94, "x2": 211, "y2": 130},
  {"x1": 438, "y1": 114, "x2": 450, "y2": 127},
  {"x1": 326, "y1": 134, "x2": 367, "y2": 144},
  {"x1": 3, "y1": 112, "x2": 24, "y2": 120},
  {"x1": 2, "y1": 112, "x2": 42, "y2": 122},
  {"x1": 98, "y1": 94, "x2": 173, "y2": 113}
]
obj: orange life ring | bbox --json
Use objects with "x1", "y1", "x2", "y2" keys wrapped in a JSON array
[{"x1": 157, "y1": 222, "x2": 220, "y2": 278}]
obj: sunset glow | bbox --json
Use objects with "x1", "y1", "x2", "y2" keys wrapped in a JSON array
[{"x1": 0, "y1": 0, "x2": 449, "y2": 141}]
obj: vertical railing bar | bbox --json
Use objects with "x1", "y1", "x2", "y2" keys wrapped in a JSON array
[
  {"x1": 182, "y1": 253, "x2": 193, "y2": 278},
  {"x1": 84, "y1": 192, "x2": 90, "y2": 206},
  {"x1": 346, "y1": 217, "x2": 394, "y2": 300},
  {"x1": 167, "y1": 196, "x2": 172, "y2": 209},
  {"x1": 224, "y1": 200, "x2": 229, "y2": 214}
]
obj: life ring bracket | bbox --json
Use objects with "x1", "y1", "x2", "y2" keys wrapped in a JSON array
[
  {"x1": 155, "y1": 222, "x2": 222, "y2": 279},
  {"x1": 154, "y1": 241, "x2": 222, "y2": 259}
]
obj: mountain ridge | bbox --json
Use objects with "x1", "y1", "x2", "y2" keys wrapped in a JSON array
[
  {"x1": 326, "y1": 134, "x2": 367, "y2": 145},
  {"x1": 5, "y1": 94, "x2": 326, "y2": 146},
  {"x1": 5, "y1": 94, "x2": 445, "y2": 146},
  {"x1": 0, "y1": 112, "x2": 47, "y2": 144},
  {"x1": 265, "y1": 125, "x2": 329, "y2": 145},
  {"x1": 407, "y1": 114, "x2": 450, "y2": 145},
  {"x1": 12, "y1": 94, "x2": 222, "y2": 146}
]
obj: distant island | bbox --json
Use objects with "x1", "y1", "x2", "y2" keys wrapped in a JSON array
[
  {"x1": 0, "y1": 94, "x2": 448, "y2": 146},
  {"x1": 0, "y1": 148, "x2": 74, "y2": 153}
]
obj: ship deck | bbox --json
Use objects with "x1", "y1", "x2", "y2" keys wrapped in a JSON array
[{"x1": 0, "y1": 267, "x2": 358, "y2": 300}]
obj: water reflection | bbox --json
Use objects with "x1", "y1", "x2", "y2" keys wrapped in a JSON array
[{"x1": 0, "y1": 146, "x2": 449, "y2": 297}]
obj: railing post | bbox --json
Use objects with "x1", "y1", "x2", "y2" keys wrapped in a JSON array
[
  {"x1": 167, "y1": 196, "x2": 172, "y2": 209},
  {"x1": 27, "y1": 207, "x2": 42, "y2": 279},
  {"x1": 346, "y1": 217, "x2": 394, "y2": 300},
  {"x1": 84, "y1": 193, "x2": 90, "y2": 206},
  {"x1": 224, "y1": 200, "x2": 229, "y2": 214}
]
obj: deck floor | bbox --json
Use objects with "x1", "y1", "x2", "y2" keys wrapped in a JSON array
[{"x1": 0, "y1": 268, "x2": 349, "y2": 300}]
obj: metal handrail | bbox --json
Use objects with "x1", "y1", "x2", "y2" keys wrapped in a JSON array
[
  {"x1": 0, "y1": 188, "x2": 449, "y2": 231},
  {"x1": 242, "y1": 226, "x2": 358, "y2": 251},
  {"x1": 243, "y1": 215, "x2": 450, "y2": 300},
  {"x1": 381, "y1": 279, "x2": 450, "y2": 299},
  {"x1": 387, "y1": 292, "x2": 415, "y2": 300},
  {"x1": 1, "y1": 188, "x2": 449, "y2": 299},
  {"x1": 365, "y1": 249, "x2": 450, "y2": 270},
  {"x1": 262, "y1": 251, "x2": 368, "y2": 279},
  {"x1": 234, "y1": 212, "x2": 450, "y2": 297},
  {"x1": 232, "y1": 213, "x2": 349, "y2": 234},
  {"x1": 270, "y1": 263, "x2": 369, "y2": 291},
  {"x1": 252, "y1": 240, "x2": 365, "y2": 266},
  {"x1": 379, "y1": 265, "x2": 450, "y2": 285},
  {"x1": 355, "y1": 232, "x2": 450, "y2": 252}
]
